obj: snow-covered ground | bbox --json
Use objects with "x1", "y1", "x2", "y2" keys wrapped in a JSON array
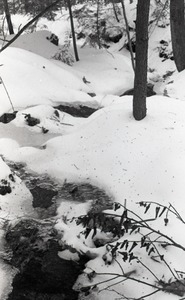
[{"x1": 0, "y1": 2, "x2": 185, "y2": 299}]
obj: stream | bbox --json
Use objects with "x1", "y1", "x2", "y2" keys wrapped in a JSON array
[
  {"x1": 0, "y1": 104, "x2": 113, "y2": 299},
  {"x1": 0, "y1": 160, "x2": 113, "y2": 300}
]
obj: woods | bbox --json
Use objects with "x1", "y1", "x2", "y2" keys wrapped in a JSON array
[
  {"x1": 1, "y1": 2, "x2": 185, "y2": 300},
  {"x1": 1, "y1": 0, "x2": 184, "y2": 121}
]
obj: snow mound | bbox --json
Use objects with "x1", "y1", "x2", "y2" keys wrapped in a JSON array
[
  {"x1": 165, "y1": 70, "x2": 185, "y2": 100},
  {"x1": 0, "y1": 47, "x2": 95, "y2": 114},
  {"x1": 74, "y1": 47, "x2": 134, "y2": 95},
  {"x1": 8, "y1": 30, "x2": 64, "y2": 59},
  {"x1": 12, "y1": 104, "x2": 86, "y2": 134},
  {"x1": 3, "y1": 95, "x2": 185, "y2": 213}
]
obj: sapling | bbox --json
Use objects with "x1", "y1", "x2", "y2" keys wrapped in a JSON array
[
  {"x1": 0, "y1": 76, "x2": 15, "y2": 112},
  {"x1": 75, "y1": 200, "x2": 185, "y2": 298}
]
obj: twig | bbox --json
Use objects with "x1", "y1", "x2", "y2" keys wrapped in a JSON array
[
  {"x1": 60, "y1": 122, "x2": 74, "y2": 126},
  {"x1": 117, "y1": 202, "x2": 185, "y2": 252},
  {"x1": 115, "y1": 258, "x2": 125, "y2": 275},
  {"x1": 169, "y1": 203, "x2": 185, "y2": 223},
  {"x1": 137, "y1": 201, "x2": 185, "y2": 224},
  {"x1": 0, "y1": 76, "x2": 15, "y2": 112},
  {"x1": 94, "y1": 271, "x2": 163, "y2": 291},
  {"x1": 84, "y1": 274, "x2": 121, "y2": 290},
  {"x1": 137, "y1": 258, "x2": 159, "y2": 282},
  {"x1": 98, "y1": 277, "x2": 128, "y2": 292},
  {"x1": 136, "y1": 288, "x2": 161, "y2": 300},
  {"x1": 73, "y1": 164, "x2": 79, "y2": 170},
  {"x1": 148, "y1": 0, "x2": 169, "y2": 38}
]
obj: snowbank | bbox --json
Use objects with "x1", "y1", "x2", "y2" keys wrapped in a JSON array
[
  {"x1": 0, "y1": 47, "x2": 95, "y2": 114},
  {"x1": 3, "y1": 95, "x2": 185, "y2": 214},
  {"x1": 165, "y1": 70, "x2": 185, "y2": 100}
]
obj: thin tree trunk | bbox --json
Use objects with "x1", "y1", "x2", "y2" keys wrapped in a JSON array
[
  {"x1": 112, "y1": 0, "x2": 119, "y2": 23},
  {"x1": 0, "y1": 0, "x2": 62, "y2": 52},
  {"x1": 170, "y1": 0, "x2": 185, "y2": 72},
  {"x1": 120, "y1": 0, "x2": 135, "y2": 72},
  {"x1": 96, "y1": 0, "x2": 101, "y2": 48},
  {"x1": 67, "y1": 0, "x2": 79, "y2": 61},
  {"x1": 133, "y1": 0, "x2": 150, "y2": 121},
  {"x1": 3, "y1": 0, "x2": 14, "y2": 34}
]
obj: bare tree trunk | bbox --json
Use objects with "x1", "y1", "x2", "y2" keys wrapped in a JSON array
[
  {"x1": 120, "y1": 0, "x2": 135, "y2": 71},
  {"x1": 133, "y1": 0, "x2": 150, "y2": 121},
  {"x1": 170, "y1": 0, "x2": 185, "y2": 72},
  {"x1": 96, "y1": 0, "x2": 101, "y2": 48},
  {"x1": 3, "y1": 0, "x2": 14, "y2": 34},
  {"x1": 112, "y1": 0, "x2": 120, "y2": 23},
  {"x1": 67, "y1": 0, "x2": 79, "y2": 61}
]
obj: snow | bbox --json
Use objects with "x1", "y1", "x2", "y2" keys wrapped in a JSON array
[
  {"x1": 0, "y1": 2, "x2": 185, "y2": 300},
  {"x1": 74, "y1": 47, "x2": 134, "y2": 95},
  {"x1": 0, "y1": 30, "x2": 134, "y2": 115},
  {"x1": 0, "y1": 46, "x2": 95, "y2": 115},
  {"x1": 4, "y1": 95, "x2": 185, "y2": 207},
  {"x1": 165, "y1": 69, "x2": 185, "y2": 100},
  {"x1": 2, "y1": 95, "x2": 185, "y2": 299}
]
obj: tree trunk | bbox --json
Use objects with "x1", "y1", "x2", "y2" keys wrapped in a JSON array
[
  {"x1": 170, "y1": 0, "x2": 185, "y2": 72},
  {"x1": 67, "y1": 0, "x2": 79, "y2": 61},
  {"x1": 112, "y1": 0, "x2": 119, "y2": 23},
  {"x1": 3, "y1": 0, "x2": 14, "y2": 34},
  {"x1": 133, "y1": 0, "x2": 150, "y2": 121},
  {"x1": 120, "y1": 0, "x2": 135, "y2": 71},
  {"x1": 96, "y1": 0, "x2": 101, "y2": 48}
]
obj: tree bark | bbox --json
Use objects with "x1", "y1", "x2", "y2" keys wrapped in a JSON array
[
  {"x1": 133, "y1": 0, "x2": 150, "y2": 121},
  {"x1": 170, "y1": 0, "x2": 185, "y2": 72},
  {"x1": 67, "y1": 0, "x2": 79, "y2": 61},
  {"x1": 3, "y1": 0, "x2": 14, "y2": 34}
]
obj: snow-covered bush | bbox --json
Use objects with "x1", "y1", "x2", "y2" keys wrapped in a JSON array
[
  {"x1": 57, "y1": 200, "x2": 185, "y2": 299},
  {"x1": 74, "y1": 2, "x2": 126, "y2": 48},
  {"x1": 151, "y1": 0, "x2": 170, "y2": 27}
]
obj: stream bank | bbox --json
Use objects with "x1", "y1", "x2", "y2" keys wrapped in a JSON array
[{"x1": 1, "y1": 159, "x2": 113, "y2": 300}]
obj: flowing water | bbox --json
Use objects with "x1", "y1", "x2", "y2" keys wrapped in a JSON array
[{"x1": 0, "y1": 112, "x2": 113, "y2": 299}]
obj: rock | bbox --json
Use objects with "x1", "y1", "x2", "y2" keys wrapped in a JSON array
[
  {"x1": 60, "y1": 182, "x2": 113, "y2": 212},
  {"x1": 104, "y1": 32, "x2": 123, "y2": 43},
  {"x1": 30, "y1": 185, "x2": 58, "y2": 209},
  {"x1": 0, "y1": 179, "x2": 12, "y2": 195},
  {"x1": 54, "y1": 104, "x2": 97, "y2": 118},
  {"x1": 121, "y1": 83, "x2": 156, "y2": 97},
  {"x1": 88, "y1": 92, "x2": 96, "y2": 97},
  {"x1": 77, "y1": 32, "x2": 86, "y2": 40},
  {"x1": 46, "y1": 33, "x2": 59, "y2": 46},
  {"x1": 0, "y1": 112, "x2": 17, "y2": 124},
  {"x1": 24, "y1": 114, "x2": 40, "y2": 127},
  {"x1": 6, "y1": 219, "x2": 87, "y2": 300}
]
